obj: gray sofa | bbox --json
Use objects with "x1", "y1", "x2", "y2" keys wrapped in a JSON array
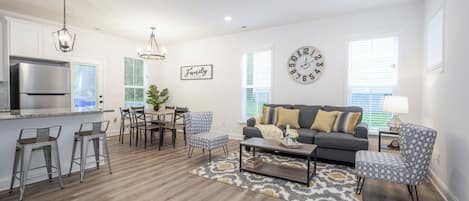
[{"x1": 243, "y1": 104, "x2": 369, "y2": 164}]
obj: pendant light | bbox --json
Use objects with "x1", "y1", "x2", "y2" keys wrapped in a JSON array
[
  {"x1": 53, "y1": 0, "x2": 76, "y2": 52},
  {"x1": 137, "y1": 27, "x2": 166, "y2": 60}
]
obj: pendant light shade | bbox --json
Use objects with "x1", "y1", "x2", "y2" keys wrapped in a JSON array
[
  {"x1": 53, "y1": 0, "x2": 76, "y2": 52},
  {"x1": 137, "y1": 27, "x2": 166, "y2": 60}
]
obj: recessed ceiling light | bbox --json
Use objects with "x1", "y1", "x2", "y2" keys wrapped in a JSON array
[{"x1": 224, "y1": 16, "x2": 232, "y2": 21}]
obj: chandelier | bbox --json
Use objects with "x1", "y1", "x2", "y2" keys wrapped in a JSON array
[
  {"x1": 53, "y1": 0, "x2": 76, "y2": 52},
  {"x1": 137, "y1": 27, "x2": 166, "y2": 60}
]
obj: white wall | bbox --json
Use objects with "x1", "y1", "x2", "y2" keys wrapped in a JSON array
[
  {"x1": 0, "y1": 12, "x2": 158, "y2": 133},
  {"x1": 153, "y1": 2, "x2": 424, "y2": 138},
  {"x1": 423, "y1": 0, "x2": 469, "y2": 201}
]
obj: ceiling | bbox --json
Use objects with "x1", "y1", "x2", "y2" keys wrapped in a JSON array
[{"x1": 0, "y1": 0, "x2": 417, "y2": 44}]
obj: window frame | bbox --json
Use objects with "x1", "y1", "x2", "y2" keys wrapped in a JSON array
[
  {"x1": 124, "y1": 57, "x2": 146, "y2": 108},
  {"x1": 345, "y1": 35, "x2": 399, "y2": 131},
  {"x1": 241, "y1": 47, "x2": 273, "y2": 121}
]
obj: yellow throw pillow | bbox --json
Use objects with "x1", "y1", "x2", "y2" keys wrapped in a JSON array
[
  {"x1": 276, "y1": 108, "x2": 300, "y2": 129},
  {"x1": 311, "y1": 110, "x2": 339, "y2": 133},
  {"x1": 260, "y1": 106, "x2": 281, "y2": 124}
]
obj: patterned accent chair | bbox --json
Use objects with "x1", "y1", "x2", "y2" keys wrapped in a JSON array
[
  {"x1": 185, "y1": 112, "x2": 229, "y2": 161},
  {"x1": 355, "y1": 123, "x2": 437, "y2": 201}
]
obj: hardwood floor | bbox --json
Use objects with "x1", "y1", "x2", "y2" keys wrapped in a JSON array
[{"x1": 0, "y1": 134, "x2": 444, "y2": 201}]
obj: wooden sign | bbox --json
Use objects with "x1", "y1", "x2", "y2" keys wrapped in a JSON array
[{"x1": 180, "y1": 64, "x2": 213, "y2": 80}]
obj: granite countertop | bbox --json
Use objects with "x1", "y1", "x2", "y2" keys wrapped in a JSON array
[{"x1": 0, "y1": 108, "x2": 115, "y2": 120}]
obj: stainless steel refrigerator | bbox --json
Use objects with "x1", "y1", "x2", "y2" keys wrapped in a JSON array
[{"x1": 10, "y1": 63, "x2": 71, "y2": 109}]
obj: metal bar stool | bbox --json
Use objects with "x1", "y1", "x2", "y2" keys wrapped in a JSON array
[
  {"x1": 69, "y1": 121, "x2": 112, "y2": 183},
  {"x1": 9, "y1": 125, "x2": 64, "y2": 201}
]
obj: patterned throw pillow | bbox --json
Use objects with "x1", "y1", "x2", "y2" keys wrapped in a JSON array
[
  {"x1": 311, "y1": 110, "x2": 339, "y2": 133},
  {"x1": 260, "y1": 106, "x2": 280, "y2": 125},
  {"x1": 276, "y1": 107, "x2": 301, "y2": 128},
  {"x1": 332, "y1": 112, "x2": 361, "y2": 134},
  {"x1": 260, "y1": 106, "x2": 281, "y2": 125}
]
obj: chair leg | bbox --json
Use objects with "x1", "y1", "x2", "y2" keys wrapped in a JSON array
[
  {"x1": 222, "y1": 146, "x2": 227, "y2": 157},
  {"x1": 103, "y1": 136, "x2": 112, "y2": 174},
  {"x1": 144, "y1": 130, "x2": 148, "y2": 149},
  {"x1": 69, "y1": 138, "x2": 78, "y2": 176},
  {"x1": 172, "y1": 129, "x2": 176, "y2": 148},
  {"x1": 51, "y1": 142, "x2": 64, "y2": 189},
  {"x1": 356, "y1": 177, "x2": 365, "y2": 195},
  {"x1": 92, "y1": 138, "x2": 100, "y2": 169},
  {"x1": 43, "y1": 146, "x2": 52, "y2": 182},
  {"x1": 356, "y1": 177, "x2": 362, "y2": 194},
  {"x1": 19, "y1": 146, "x2": 32, "y2": 201},
  {"x1": 80, "y1": 137, "x2": 89, "y2": 183},
  {"x1": 183, "y1": 126, "x2": 187, "y2": 146},
  {"x1": 159, "y1": 129, "x2": 164, "y2": 151},
  {"x1": 407, "y1": 185, "x2": 419, "y2": 201},
  {"x1": 9, "y1": 148, "x2": 20, "y2": 193},
  {"x1": 208, "y1": 149, "x2": 211, "y2": 161},
  {"x1": 187, "y1": 146, "x2": 192, "y2": 158},
  {"x1": 129, "y1": 127, "x2": 133, "y2": 146},
  {"x1": 119, "y1": 122, "x2": 123, "y2": 143}
]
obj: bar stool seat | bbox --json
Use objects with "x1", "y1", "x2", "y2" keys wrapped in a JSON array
[
  {"x1": 74, "y1": 131, "x2": 106, "y2": 136},
  {"x1": 18, "y1": 137, "x2": 57, "y2": 144},
  {"x1": 69, "y1": 121, "x2": 112, "y2": 183},
  {"x1": 9, "y1": 126, "x2": 64, "y2": 201}
]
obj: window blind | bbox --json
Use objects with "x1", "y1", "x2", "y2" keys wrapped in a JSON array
[
  {"x1": 348, "y1": 37, "x2": 398, "y2": 130},
  {"x1": 242, "y1": 50, "x2": 272, "y2": 120}
]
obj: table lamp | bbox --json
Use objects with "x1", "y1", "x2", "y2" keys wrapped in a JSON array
[{"x1": 383, "y1": 96, "x2": 409, "y2": 132}]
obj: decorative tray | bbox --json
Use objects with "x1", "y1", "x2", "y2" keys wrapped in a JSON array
[{"x1": 280, "y1": 141, "x2": 303, "y2": 149}]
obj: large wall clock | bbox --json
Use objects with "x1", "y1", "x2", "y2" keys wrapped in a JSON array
[{"x1": 287, "y1": 46, "x2": 325, "y2": 84}]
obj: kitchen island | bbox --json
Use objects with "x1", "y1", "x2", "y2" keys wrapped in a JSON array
[{"x1": 0, "y1": 108, "x2": 114, "y2": 190}]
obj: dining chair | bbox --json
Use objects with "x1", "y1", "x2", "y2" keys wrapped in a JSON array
[
  {"x1": 131, "y1": 106, "x2": 159, "y2": 149},
  {"x1": 119, "y1": 107, "x2": 132, "y2": 145}
]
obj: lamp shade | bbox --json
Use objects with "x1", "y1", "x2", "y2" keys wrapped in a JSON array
[{"x1": 383, "y1": 96, "x2": 409, "y2": 114}]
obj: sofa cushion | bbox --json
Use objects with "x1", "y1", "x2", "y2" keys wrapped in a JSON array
[
  {"x1": 276, "y1": 107, "x2": 300, "y2": 128},
  {"x1": 323, "y1": 105, "x2": 363, "y2": 123},
  {"x1": 293, "y1": 105, "x2": 322, "y2": 128},
  {"x1": 264, "y1": 104, "x2": 294, "y2": 109},
  {"x1": 311, "y1": 110, "x2": 339, "y2": 133},
  {"x1": 315, "y1": 132, "x2": 368, "y2": 151},
  {"x1": 296, "y1": 128, "x2": 317, "y2": 144}
]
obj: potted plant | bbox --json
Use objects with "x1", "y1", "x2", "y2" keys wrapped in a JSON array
[{"x1": 146, "y1": 84, "x2": 169, "y2": 111}]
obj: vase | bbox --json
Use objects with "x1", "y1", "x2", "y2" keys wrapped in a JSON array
[{"x1": 153, "y1": 105, "x2": 160, "y2": 111}]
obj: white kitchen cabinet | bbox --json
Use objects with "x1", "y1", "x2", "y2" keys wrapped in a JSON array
[{"x1": 9, "y1": 18, "x2": 43, "y2": 58}]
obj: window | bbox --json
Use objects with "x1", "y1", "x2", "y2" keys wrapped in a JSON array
[
  {"x1": 124, "y1": 57, "x2": 145, "y2": 107},
  {"x1": 348, "y1": 37, "x2": 398, "y2": 130},
  {"x1": 73, "y1": 64, "x2": 97, "y2": 109},
  {"x1": 242, "y1": 49, "x2": 272, "y2": 120}
]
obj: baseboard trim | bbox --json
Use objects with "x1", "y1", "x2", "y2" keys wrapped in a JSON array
[{"x1": 428, "y1": 168, "x2": 458, "y2": 201}]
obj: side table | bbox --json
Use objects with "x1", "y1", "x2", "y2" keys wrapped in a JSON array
[{"x1": 378, "y1": 129, "x2": 400, "y2": 152}]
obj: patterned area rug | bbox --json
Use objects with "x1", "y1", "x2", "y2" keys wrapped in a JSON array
[{"x1": 190, "y1": 152, "x2": 362, "y2": 201}]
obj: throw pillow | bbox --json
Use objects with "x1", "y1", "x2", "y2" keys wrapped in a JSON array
[
  {"x1": 276, "y1": 107, "x2": 301, "y2": 128},
  {"x1": 260, "y1": 106, "x2": 280, "y2": 124},
  {"x1": 310, "y1": 110, "x2": 339, "y2": 133},
  {"x1": 332, "y1": 112, "x2": 361, "y2": 134}
]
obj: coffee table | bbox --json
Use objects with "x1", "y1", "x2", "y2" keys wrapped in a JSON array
[{"x1": 239, "y1": 137, "x2": 317, "y2": 186}]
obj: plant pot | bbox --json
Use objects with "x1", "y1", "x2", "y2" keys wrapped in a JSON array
[{"x1": 153, "y1": 105, "x2": 160, "y2": 111}]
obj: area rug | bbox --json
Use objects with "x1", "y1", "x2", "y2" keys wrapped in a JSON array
[{"x1": 190, "y1": 152, "x2": 362, "y2": 201}]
